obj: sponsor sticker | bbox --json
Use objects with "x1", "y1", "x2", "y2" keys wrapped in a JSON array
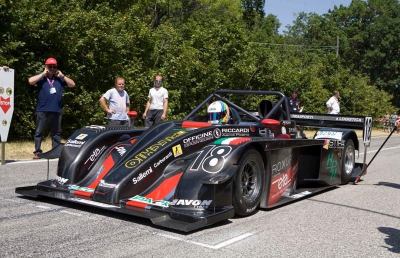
[
  {"x1": 315, "y1": 131, "x2": 343, "y2": 140},
  {"x1": 213, "y1": 128, "x2": 222, "y2": 138},
  {"x1": 172, "y1": 144, "x2": 183, "y2": 157},
  {"x1": 115, "y1": 146, "x2": 127, "y2": 156},
  {"x1": 75, "y1": 133, "x2": 88, "y2": 140},
  {"x1": 84, "y1": 146, "x2": 106, "y2": 164},
  {"x1": 170, "y1": 199, "x2": 212, "y2": 209},
  {"x1": 154, "y1": 151, "x2": 173, "y2": 168},
  {"x1": 68, "y1": 185, "x2": 94, "y2": 193},
  {"x1": 132, "y1": 167, "x2": 153, "y2": 184},
  {"x1": 335, "y1": 117, "x2": 363, "y2": 122},
  {"x1": 289, "y1": 191, "x2": 312, "y2": 199},
  {"x1": 272, "y1": 173, "x2": 291, "y2": 190},
  {"x1": 56, "y1": 176, "x2": 68, "y2": 185},
  {"x1": 271, "y1": 156, "x2": 292, "y2": 176},
  {"x1": 129, "y1": 195, "x2": 169, "y2": 208},
  {"x1": 99, "y1": 180, "x2": 117, "y2": 188},
  {"x1": 125, "y1": 130, "x2": 185, "y2": 168},
  {"x1": 85, "y1": 125, "x2": 105, "y2": 130},
  {"x1": 221, "y1": 127, "x2": 250, "y2": 137},
  {"x1": 291, "y1": 114, "x2": 314, "y2": 119},
  {"x1": 65, "y1": 139, "x2": 86, "y2": 148},
  {"x1": 183, "y1": 130, "x2": 213, "y2": 148}
]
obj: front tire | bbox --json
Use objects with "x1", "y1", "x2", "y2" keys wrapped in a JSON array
[
  {"x1": 341, "y1": 139, "x2": 355, "y2": 184},
  {"x1": 233, "y1": 149, "x2": 264, "y2": 216}
]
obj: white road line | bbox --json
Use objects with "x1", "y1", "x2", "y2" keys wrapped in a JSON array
[
  {"x1": 35, "y1": 205, "x2": 52, "y2": 210},
  {"x1": 358, "y1": 135, "x2": 399, "y2": 140},
  {"x1": 212, "y1": 233, "x2": 254, "y2": 249},
  {"x1": 60, "y1": 210, "x2": 83, "y2": 216},
  {"x1": 6, "y1": 159, "x2": 58, "y2": 165},
  {"x1": 359, "y1": 145, "x2": 400, "y2": 156},
  {"x1": 156, "y1": 232, "x2": 253, "y2": 250},
  {"x1": 36, "y1": 205, "x2": 83, "y2": 217}
]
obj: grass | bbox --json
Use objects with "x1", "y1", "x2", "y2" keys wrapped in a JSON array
[
  {"x1": 1, "y1": 138, "x2": 54, "y2": 161},
  {"x1": 0, "y1": 128, "x2": 394, "y2": 161}
]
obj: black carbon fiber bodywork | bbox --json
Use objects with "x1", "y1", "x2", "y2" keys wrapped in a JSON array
[{"x1": 16, "y1": 90, "x2": 370, "y2": 232}]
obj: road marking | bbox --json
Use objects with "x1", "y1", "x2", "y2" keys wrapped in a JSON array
[
  {"x1": 60, "y1": 210, "x2": 83, "y2": 216},
  {"x1": 360, "y1": 145, "x2": 400, "y2": 156},
  {"x1": 213, "y1": 233, "x2": 254, "y2": 249},
  {"x1": 6, "y1": 159, "x2": 58, "y2": 165},
  {"x1": 36, "y1": 205, "x2": 52, "y2": 210},
  {"x1": 156, "y1": 232, "x2": 253, "y2": 250},
  {"x1": 358, "y1": 135, "x2": 400, "y2": 140}
]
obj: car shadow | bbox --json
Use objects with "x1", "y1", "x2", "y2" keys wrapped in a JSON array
[
  {"x1": 374, "y1": 181, "x2": 400, "y2": 190},
  {"x1": 378, "y1": 227, "x2": 400, "y2": 254}
]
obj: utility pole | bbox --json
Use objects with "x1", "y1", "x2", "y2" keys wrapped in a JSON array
[{"x1": 336, "y1": 36, "x2": 339, "y2": 57}]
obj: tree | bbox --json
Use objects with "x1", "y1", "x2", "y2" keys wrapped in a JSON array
[{"x1": 241, "y1": 0, "x2": 265, "y2": 28}]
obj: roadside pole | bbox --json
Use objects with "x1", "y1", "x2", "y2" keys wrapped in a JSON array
[
  {"x1": 1, "y1": 142, "x2": 5, "y2": 165},
  {"x1": 0, "y1": 67, "x2": 15, "y2": 165}
]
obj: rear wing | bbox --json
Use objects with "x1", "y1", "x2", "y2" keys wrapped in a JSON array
[{"x1": 290, "y1": 113, "x2": 373, "y2": 146}]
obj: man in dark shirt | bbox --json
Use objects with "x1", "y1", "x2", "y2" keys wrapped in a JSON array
[{"x1": 28, "y1": 57, "x2": 75, "y2": 159}]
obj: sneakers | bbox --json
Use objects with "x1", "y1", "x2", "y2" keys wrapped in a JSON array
[{"x1": 33, "y1": 152, "x2": 41, "y2": 159}]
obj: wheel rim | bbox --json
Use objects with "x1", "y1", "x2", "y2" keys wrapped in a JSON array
[
  {"x1": 240, "y1": 160, "x2": 260, "y2": 202},
  {"x1": 344, "y1": 145, "x2": 355, "y2": 175}
]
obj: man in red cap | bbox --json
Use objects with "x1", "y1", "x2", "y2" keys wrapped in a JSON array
[{"x1": 28, "y1": 57, "x2": 75, "y2": 159}]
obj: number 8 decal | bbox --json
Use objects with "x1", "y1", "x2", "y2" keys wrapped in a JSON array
[{"x1": 190, "y1": 145, "x2": 232, "y2": 173}]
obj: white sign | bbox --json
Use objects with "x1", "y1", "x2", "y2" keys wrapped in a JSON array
[
  {"x1": 363, "y1": 117, "x2": 373, "y2": 146},
  {"x1": 315, "y1": 131, "x2": 343, "y2": 141},
  {"x1": 0, "y1": 67, "x2": 14, "y2": 142}
]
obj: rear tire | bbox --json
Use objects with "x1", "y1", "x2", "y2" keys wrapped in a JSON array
[
  {"x1": 233, "y1": 149, "x2": 264, "y2": 216},
  {"x1": 341, "y1": 139, "x2": 355, "y2": 184}
]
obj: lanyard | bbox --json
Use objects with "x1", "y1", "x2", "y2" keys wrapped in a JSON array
[{"x1": 47, "y1": 77, "x2": 55, "y2": 88}]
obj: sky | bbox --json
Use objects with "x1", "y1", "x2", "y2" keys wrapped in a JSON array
[{"x1": 264, "y1": 0, "x2": 352, "y2": 33}]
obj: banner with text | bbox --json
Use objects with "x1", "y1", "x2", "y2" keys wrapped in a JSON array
[{"x1": 0, "y1": 67, "x2": 14, "y2": 142}]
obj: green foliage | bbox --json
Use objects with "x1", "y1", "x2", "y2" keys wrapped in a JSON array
[
  {"x1": 241, "y1": 0, "x2": 265, "y2": 28},
  {"x1": 288, "y1": 0, "x2": 400, "y2": 106},
  {"x1": 0, "y1": 0, "x2": 396, "y2": 140}
]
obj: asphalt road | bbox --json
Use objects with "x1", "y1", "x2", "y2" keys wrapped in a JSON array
[{"x1": 1, "y1": 135, "x2": 399, "y2": 257}]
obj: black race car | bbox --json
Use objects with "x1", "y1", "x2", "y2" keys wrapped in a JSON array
[{"x1": 16, "y1": 90, "x2": 372, "y2": 232}]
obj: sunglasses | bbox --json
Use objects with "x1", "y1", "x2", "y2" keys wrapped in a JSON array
[{"x1": 47, "y1": 65, "x2": 57, "y2": 69}]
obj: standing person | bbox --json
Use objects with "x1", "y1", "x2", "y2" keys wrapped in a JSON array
[
  {"x1": 326, "y1": 90, "x2": 340, "y2": 115},
  {"x1": 142, "y1": 74, "x2": 168, "y2": 128},
  {"x1": 28, "y1": 57, "x2": 75, "y2": 159},
  {"x1": 288, "y1": 90, "x2": 303, "y2": 113},
  {"x1": 99, "y1": 77, "x2": 130, "y2": 126}
]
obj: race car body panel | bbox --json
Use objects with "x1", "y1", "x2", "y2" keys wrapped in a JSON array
[{"x1": 16, "y1": 89, "x2": 371, "y2": 232}]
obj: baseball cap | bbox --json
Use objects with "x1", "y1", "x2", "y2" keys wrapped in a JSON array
[{"x1": 45, "y1": 57, "x2": 57, "y2": 65}]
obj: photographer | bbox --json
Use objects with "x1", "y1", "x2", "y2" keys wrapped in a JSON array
[{"x1": 28, "y1": 57, "x2": 75, "y2": 159}]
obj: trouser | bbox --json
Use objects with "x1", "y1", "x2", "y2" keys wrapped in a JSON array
[
  {"x1": 108, "y1": 119, "x2": 130, "y2": 126},
  {"x1": 34, "y1": 111, "x2": 61, "y2": 154},
  {"x1": 145, "y1": 109, "x2": 163, "y2": 128}
]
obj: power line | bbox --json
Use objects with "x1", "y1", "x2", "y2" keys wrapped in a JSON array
[
  {"x1": 249, "y1": 39, "x2": 340, "y2": 56},
  {"x1": 249, "y1": 42, "x2": 336, "y2": 48}
]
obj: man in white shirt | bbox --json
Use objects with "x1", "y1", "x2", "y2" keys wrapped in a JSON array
[
  {"x1": 99, "y1": 77, "x2": 130, "y2": 125},
  {"x1": 326, "y1": 90, "x2": 340, "y2": 115},
  {"x1": 143, "y1": 75, "x2": 168, "y2": 128}
]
